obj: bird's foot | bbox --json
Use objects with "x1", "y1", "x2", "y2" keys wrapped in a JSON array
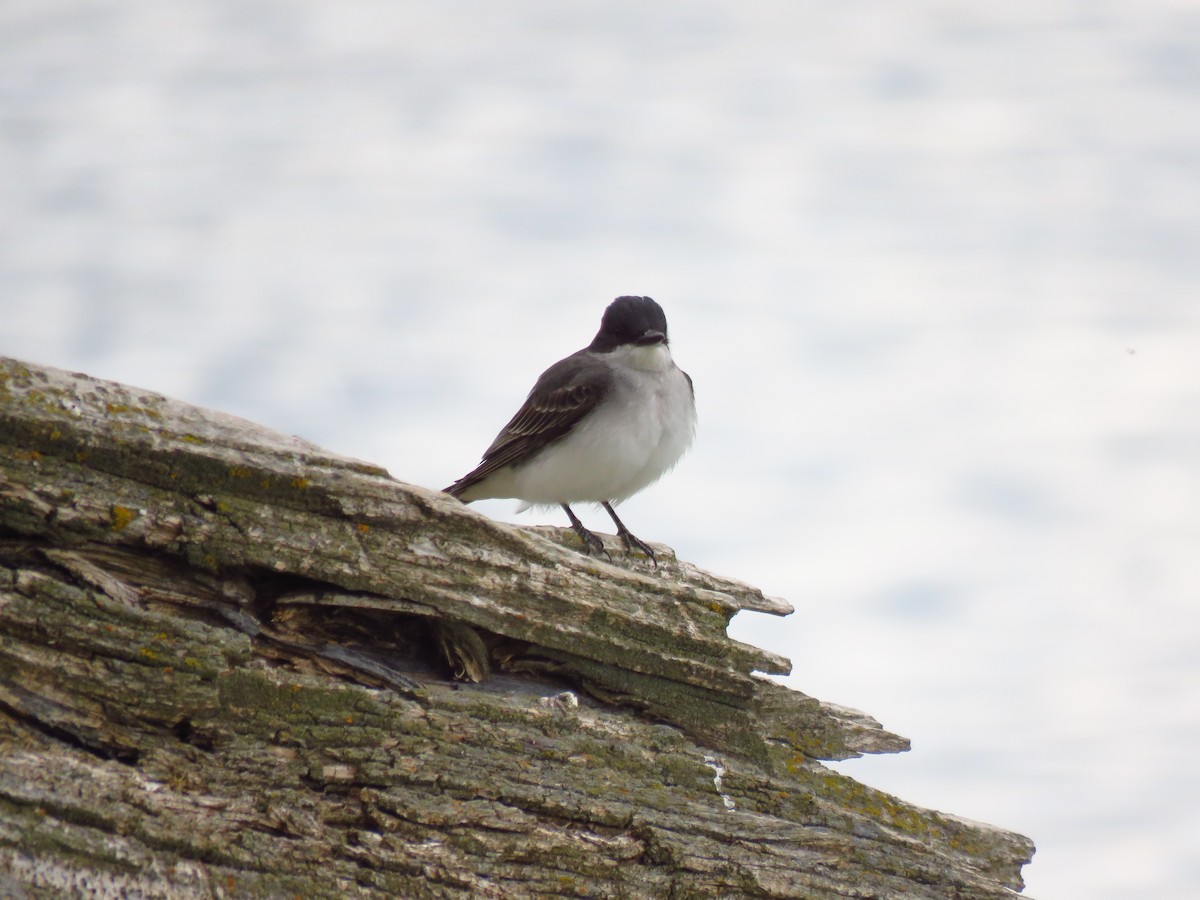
[
  {"x1": 562, "y1": 504, "x2": 613, "y2": 561},
  {"x1": 575, "y1": 524, "x2": 612, "y2": 560},
  {"x1": 616, "y1": 527, "x2": 657, "y2": 568},
  {"x1": 600, "y1": 501, "x2": 658, "y2": 568}
]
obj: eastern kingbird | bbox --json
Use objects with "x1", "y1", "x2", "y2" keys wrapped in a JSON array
[{"x1": 444, "y1": 295, "x2": 696, "y2": 566}]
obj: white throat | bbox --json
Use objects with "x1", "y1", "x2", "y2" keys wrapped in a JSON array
[{"x1": 613, "y1": 342, "x2": 673, "y2": 372}]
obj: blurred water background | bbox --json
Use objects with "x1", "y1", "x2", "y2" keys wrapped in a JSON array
[{"x1": 3, "y1": 2, "x2": 1199, "y2": 897}]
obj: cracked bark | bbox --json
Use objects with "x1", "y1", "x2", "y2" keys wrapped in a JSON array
[{"x1": 0, "y1": 356, "x2": 1035, "y2": 898}]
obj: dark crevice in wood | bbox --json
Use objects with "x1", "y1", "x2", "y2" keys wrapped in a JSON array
[{"x1": 0, "y1": 698, "x2": 141, "y2": 766}]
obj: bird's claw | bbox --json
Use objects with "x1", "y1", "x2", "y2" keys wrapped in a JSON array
[
  {"x1": 562, "y1": 504, "x2": 613, "y2": 561},
  {"x1": 617, "y1": 529, "x2": 657, "y2": 568},
  {"x1": 577, "y1": 527, "x2": 612, "y2": 561}
]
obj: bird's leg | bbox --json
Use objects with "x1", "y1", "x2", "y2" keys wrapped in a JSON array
[
  {"x1": 561, "y1": 504, "x2": 611, "y2": 560},
  {"x1": 602, "y1": 502, "x2": 657, "y2": 568}
]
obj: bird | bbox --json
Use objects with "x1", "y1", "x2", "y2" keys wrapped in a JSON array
[{"x1": 444, "y1": 295, "x2": 696, "y2": 567}]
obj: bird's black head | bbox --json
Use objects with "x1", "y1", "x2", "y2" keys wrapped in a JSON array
[{"x1": 589, "y1": 296, "x2": 670, "y2": 353}]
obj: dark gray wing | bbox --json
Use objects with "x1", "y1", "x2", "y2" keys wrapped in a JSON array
[{"x1": 444, "y1": 350, "x2": 612, "y2": 498}]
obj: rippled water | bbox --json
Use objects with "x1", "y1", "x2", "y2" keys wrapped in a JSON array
[{"x1": 3, "y1": 3, "x2": 1199, "y2": 897}]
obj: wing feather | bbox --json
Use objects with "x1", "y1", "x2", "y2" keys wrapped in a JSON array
[{"x1": 444, "y1": 351, "x2": 611, "y2": 498}]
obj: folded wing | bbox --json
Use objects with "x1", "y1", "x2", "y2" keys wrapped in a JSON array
[{"x1": 445, "y1": 351, "x2": 613, "y2": 498}]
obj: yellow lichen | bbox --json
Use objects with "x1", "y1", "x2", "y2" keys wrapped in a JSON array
[{"x1": 110, "y1": 505, "x2": 138, "y2": 530}]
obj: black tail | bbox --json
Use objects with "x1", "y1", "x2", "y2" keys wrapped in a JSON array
[{"x1": 442, "y1": 478, "x2": 473, "y2": 500}]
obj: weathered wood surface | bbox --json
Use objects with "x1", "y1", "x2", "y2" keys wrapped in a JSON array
[{"x1": 0, "y1": 356, "x2": 1035, "y2": 898}]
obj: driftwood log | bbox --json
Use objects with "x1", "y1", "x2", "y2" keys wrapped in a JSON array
[{"x1": 0, "y1": 356, "x2": 1035, "y2": 898}]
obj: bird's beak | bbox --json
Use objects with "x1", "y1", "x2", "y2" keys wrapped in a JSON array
[{"x1": 635, "y1": 330, "x2": 667, "y2": 346}]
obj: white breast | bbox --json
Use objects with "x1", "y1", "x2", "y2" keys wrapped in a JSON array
[{"x1": 511, "y1": 345, "x2": 696, "y2": 508}]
